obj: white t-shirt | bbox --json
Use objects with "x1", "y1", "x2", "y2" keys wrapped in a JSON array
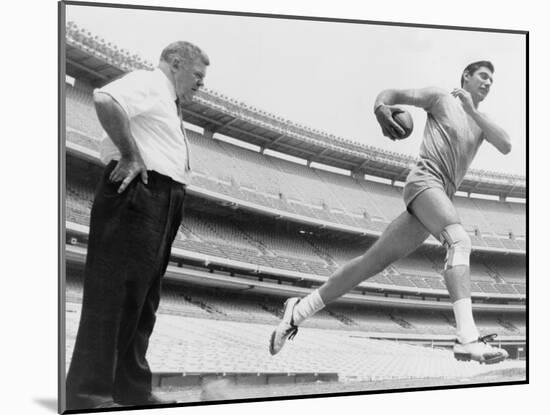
[{"x1": 96, "y1": 68, "x2": 191, "y2": 184}]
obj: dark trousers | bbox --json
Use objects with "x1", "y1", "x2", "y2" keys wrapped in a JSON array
[{"x1": 66, "y1": 161, "x2": 185, "y2": 409}]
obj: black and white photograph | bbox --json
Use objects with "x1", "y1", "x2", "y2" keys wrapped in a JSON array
[{"x1": 58, "y1": 1, "x2": 529, "y2": 413}]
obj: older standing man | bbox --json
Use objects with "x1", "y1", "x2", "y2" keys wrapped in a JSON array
[{"x1": 66, "y1": 41, "x2": 209, "y2": 410}]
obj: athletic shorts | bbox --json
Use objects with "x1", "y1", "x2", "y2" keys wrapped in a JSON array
[{"x1": 403, "y1": 159, "x2": 456, "y2": 213}]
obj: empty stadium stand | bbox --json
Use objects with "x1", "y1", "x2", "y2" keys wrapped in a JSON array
[
  {"x1": 65, "y1": 176, "x2": 526, "y2": 298},
  {"x1": 65, "y1": 83, "x2": 526, "y2": 252},
  {"x1": 65, "y1": 275, "x2": 525, "y2": 340},
  {"x1": 65, "y1": 277, "x2": 525, "y2": 386}
]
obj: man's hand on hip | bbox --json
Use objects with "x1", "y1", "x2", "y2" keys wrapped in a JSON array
[{"x1": 109, "y1": 156, "x2": 149, "y2": 194}]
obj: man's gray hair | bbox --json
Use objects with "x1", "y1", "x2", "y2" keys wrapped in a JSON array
[{"x1": 160, "y1": 41, "x2": 210, "y2": 66}]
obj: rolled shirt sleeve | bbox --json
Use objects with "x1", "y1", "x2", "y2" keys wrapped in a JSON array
[{"x1": 95, "y1": 71, "x2": 156, "y2": 119}]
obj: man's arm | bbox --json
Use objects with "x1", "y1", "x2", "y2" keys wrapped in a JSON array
[
  {"x1": 93, "y1": 91, "x2": 148, "y2": 193},
  {"x1": 373, "y1": 87, "x2": 445, "y2": 140},
  {"x1": 451, "y1": 88, "x2": 512, "y2": 154}
]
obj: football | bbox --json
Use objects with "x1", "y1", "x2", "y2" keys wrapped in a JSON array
[{"x1": 392, "y1": 109, "x2": 414, "y2": 139}]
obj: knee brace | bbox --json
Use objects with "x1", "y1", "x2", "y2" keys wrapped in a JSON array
[{"x1": 439, "y1": 224, "x2": 471, "y2": 270}]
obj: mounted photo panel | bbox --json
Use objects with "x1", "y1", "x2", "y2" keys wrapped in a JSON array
[{"x1": 59, "y1": 1, "x2": 527, "y2": 413}]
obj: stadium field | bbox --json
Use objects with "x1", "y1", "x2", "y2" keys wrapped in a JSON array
[{"x1": 126, "y1": 365, "x2": 526, "y2": 405}]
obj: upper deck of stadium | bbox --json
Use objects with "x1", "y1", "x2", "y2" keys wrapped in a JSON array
[{"x1": 64, "y1": 21, "x2": 526, "y2": 200}]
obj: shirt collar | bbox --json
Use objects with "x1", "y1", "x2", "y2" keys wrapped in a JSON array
[{"x1": 155, "y1": 68, "x2": 177, "y2": 102}]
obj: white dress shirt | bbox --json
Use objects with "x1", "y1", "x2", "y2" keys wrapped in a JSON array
[{"x1": 96, "y1": 68, "x2": 191, "y2": 184}]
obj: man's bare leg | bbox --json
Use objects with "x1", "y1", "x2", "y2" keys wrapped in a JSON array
[
  {"x1": 407, "y1": 188, "x2": 508, "y2": 363},
  {"x1": 270, "y1": 187, "x2": 508, "y2": 363},
  {"x1": 269, "y1": 211, "x2": 428, "y2": 355},
  {"x1": 319, "y1": 212, "x2": 429, "y2": 303},
  {"x1": 287, "y1": 212, "x2": 429, "y2": 326},
  {"x1": 408, "y1": 188, "x2": 476, "y2": 342}
]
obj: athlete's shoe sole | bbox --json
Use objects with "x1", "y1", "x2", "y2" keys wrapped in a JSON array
[
  {"x1": 269, "y1": 297, "x2": 300, "y2": 356},
  {"x1": 453, "y1": 333, "x2": 509, "y2": 364},
  {"x1": 454, "y1": 351, "x2": 507, "y2": 365}
]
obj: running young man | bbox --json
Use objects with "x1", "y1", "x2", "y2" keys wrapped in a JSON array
[{"x1": 269, "y1": 61, "x2": 511, "y2": 364}]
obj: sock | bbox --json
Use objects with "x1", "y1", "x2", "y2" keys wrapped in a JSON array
[
  {"x1": 452, "y1": 298, "x2": 479, "y2": 344},
  {"x1": 292, "y1": 290, "x2": 325, "y2": 325}
]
